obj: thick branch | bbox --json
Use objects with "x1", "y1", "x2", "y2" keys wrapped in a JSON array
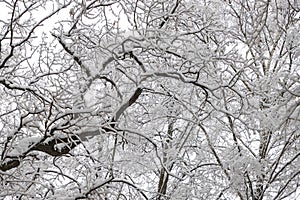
[{"x1": 0, "y1": 88, "x2": 143, "y2": 172}]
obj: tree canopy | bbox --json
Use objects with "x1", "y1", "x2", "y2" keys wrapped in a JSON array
[{"x1": 0, "y1": 0, "x2": 299, "y2": 199}]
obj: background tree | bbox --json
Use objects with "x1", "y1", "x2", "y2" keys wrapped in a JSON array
[{"x1": 0, "y1": 0, "x2": 299, "y2": 199}]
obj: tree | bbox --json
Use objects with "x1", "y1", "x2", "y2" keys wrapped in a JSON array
[{"x1": 0, "y1": 0, "x2": 299, "y2": 199}]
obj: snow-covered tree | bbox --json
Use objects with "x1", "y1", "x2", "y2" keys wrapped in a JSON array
[{"x1": 0, "y1": 0, "x2": 299, "y2": 199}]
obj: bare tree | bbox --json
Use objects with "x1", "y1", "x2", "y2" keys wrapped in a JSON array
[{"x1": 0, "y1": 0, "x2": 299, "y2": 199}]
